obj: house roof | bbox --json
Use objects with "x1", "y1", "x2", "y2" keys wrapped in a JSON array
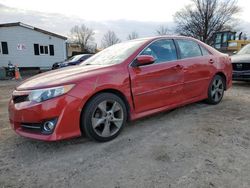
[{"x1": 0, "y1": 22, "x2": 67, "y2": 40}]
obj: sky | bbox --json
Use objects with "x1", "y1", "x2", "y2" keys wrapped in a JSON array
[
  {"x1": 0, "y1": 0, "x2": 190, "y2": 22},
  {"x1": 1, "y1": 0, "x2": 250, "y2": 45}
]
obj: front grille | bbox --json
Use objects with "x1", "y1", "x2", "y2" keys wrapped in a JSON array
[
  {"x1": 21, "y1": 123, "x2": 42, "y2": 133},
  {"x1": 233, "y1": 74, "x2": 250, "y2": 79},
  {"x1": 232, "y1": 63, "x2": 250, "y2": 71},
  {"x1": 13, "y1": 95, "x2": 29, "y2": 104}
]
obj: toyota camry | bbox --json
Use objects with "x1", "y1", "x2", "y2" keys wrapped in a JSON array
[{"x1": 8, "y1": 36, "x2": 232, "y2": 142}]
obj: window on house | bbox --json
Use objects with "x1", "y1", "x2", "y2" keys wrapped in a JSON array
[
  {"x1": 1, "y1": 42, "x2": 9, "y2": 54},
  {"x1": 49, "y1": 45, "x2": 54, "y2": 56},
  {"x1": 44, "y1": 46, "x2": 48, "y2": 54},
  {"x1": 40, "y1": 46, "x2": 44, "y2": 54},
  {"x1": 34, "y1": 44, "x2": 39, "y2": 55},
  {"x1": 34, "y1": 44, "x2": 53, "y2": 55}
]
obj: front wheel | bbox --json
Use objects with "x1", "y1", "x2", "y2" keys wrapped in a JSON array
[
  {"x1": 81, "y1": 93, "x2": 127, "y2": 142},
  {"x1": 206, "y1": 75, "x2": 225, "y2": 105}
]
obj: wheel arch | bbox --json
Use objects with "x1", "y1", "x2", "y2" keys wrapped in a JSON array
[
  {"x1": 215, "y1": 71, "x2": 227, "y2": 90},
  {"x1": 79, "y1": 88, "x2": 131, "y2": 134}
]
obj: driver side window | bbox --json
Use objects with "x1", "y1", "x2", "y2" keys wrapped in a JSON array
[{"x1": 141, "y1": 39, "x2": 177, "y2": 64}]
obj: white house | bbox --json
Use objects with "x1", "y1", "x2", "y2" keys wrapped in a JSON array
[{"x1": 0, "y1": 22, "x2": 67, "y2": 69}]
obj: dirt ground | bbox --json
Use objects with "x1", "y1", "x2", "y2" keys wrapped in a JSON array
[{"x1": 1, "y1": 80, "x2": 250, "y2": 188}]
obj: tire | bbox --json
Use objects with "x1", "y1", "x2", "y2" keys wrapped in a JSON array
[
  {"x1": 206, "y1": 75, "x2": 225, "y2": 105},
  {"x1": 81, "y1": 93, "x2": 127, "y2": 142},
  {"x1": 7, "y1": 71, "x2": 14, "y2": 78}
]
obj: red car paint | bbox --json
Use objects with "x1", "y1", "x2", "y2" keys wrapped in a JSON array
[{"x1": 8, "y1": 36, "x2": 232, "y2": 141}]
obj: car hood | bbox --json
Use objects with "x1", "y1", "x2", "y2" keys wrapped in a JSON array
[
  {"x1": 17, "y1": 64, "x2": 109, "y2": 90},
  {"x1": 231, "y1": 54, "x2": 250, "y2": 63}
]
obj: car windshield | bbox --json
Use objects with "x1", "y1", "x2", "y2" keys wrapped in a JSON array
[
  {"x1": 81, "y1": 39, "x2": 147, "y2": 66},
  {"x1": 68, "y1": 55, "x2": 83, "y2": 62},
  {"x1": 237, "y1": 44, "x2": 250, "y2": 55}
]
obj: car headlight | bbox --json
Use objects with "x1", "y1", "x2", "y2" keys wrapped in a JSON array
[{"x1": 28, "y1": 84, "x2": 75, "y2": 102}]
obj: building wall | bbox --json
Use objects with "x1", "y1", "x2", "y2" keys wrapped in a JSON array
[
  {"x1": 67, "y1": 43, "x2": 82, "y2": 57},
  {"x1": 0, "y1": 26, "x2": 66, "y2": 68}
]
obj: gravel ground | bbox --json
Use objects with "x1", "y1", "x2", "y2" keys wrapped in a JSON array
[{"x1": 1, "y1": 80, "x2": 250, "y2": 188}]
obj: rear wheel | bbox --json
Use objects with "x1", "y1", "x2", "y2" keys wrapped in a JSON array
[
  {"x1": 206, "y1": 75, "x2": 225, "y2": 105},
  {"x1": 81, "y1": 93, "x2": 127, "y2": 142}
]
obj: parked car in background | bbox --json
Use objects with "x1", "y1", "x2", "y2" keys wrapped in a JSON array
[
  {"x1": 9, "y1": 36, "x2": 232, "y2": 142},
  {"x1": 52, "y1": 54, "x2": 93, "y2": 69},
  {"x1": 231, "y1": 44, "x2": 250, "y2": 81}
]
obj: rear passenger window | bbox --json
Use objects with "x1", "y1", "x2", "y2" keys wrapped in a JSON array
[
  {"x1": 176, "y1": 40, "x2": 202, "y2": 59},
  {"x1": 141, "y1": 39, "x2": 177, "y2": 64},
  {"x1": 200, "y1": 45, "x2": 211, "y2": 56}
]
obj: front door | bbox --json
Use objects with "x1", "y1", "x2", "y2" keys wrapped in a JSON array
[{"x1": 128, "y1": 39, "x2": 184, "y2": 113}]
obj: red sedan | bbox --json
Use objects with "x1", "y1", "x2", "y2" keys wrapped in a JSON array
[{"x1": 8, "y1": 36, "x2": 232, "y2": 142}]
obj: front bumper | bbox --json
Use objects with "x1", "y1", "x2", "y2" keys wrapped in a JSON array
[
  {"x1": 8, "y1": 94, "x2": 83, "y2": 141},
  {"x1": 232, "y1": 71, "x2": 250, "y2": 81}
]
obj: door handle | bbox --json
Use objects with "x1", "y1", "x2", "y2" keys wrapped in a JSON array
[
  {"x1": 209, "y1": 59, "x2": 214, "y2": 64},
  {"x1": 174, "y1": 64, "x2": 184, "y2": 70}
]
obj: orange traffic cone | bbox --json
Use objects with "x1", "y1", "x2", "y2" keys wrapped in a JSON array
[{"x1": 14, "y1": 65, "x2": 22, "y2": 80}]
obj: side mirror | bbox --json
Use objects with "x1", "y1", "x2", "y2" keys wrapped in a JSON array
[{"x1": 134, "y1": 55, "x2": 155, "y2": 67}]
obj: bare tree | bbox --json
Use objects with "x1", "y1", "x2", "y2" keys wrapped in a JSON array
[
  {"x1": 70, "y1": 24, "x2": 95, "y2": 52},
  {"x1": 174, "y1": 0, "x2": 241, "y2": 44},
  {"x1": 127, "y1": 31, "x2": 139, "y2": 40},
  {"x1": 101, "y1": 30, "x2": 121, "y2": 48},
  {"x1": 156, "y1": 25, "x2": 170, "y2": 36}
]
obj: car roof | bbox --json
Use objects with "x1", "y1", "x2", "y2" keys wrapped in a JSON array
[
  {"x1": 131, "y1": 35, "x2": 194, "y2": 42},
  {"x1": 73, "y1": 54, "x2": 92, "y2": 57},
  {"x1": 128, "y1": 35, "x2": 220, "y2": 56}
]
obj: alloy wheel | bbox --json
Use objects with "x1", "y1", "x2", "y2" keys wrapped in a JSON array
[
  {"x1": 91, "y1": 100, "x2": 124, "y2": 137},
  {"x1": 211, "y1": 78, "x2": 224, "y2": 103}
]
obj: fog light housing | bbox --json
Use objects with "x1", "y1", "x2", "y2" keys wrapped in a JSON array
[{"x1": 42, "y1": 119, "x2": 57, "y2": 134}]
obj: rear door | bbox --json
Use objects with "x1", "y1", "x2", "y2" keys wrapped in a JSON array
[
  {"x1": 128, "y1": 39, "x2": 184, "y2": 113},
  {"x1": 175, "y1": 39, "x2": 215, "y2": 101}
]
